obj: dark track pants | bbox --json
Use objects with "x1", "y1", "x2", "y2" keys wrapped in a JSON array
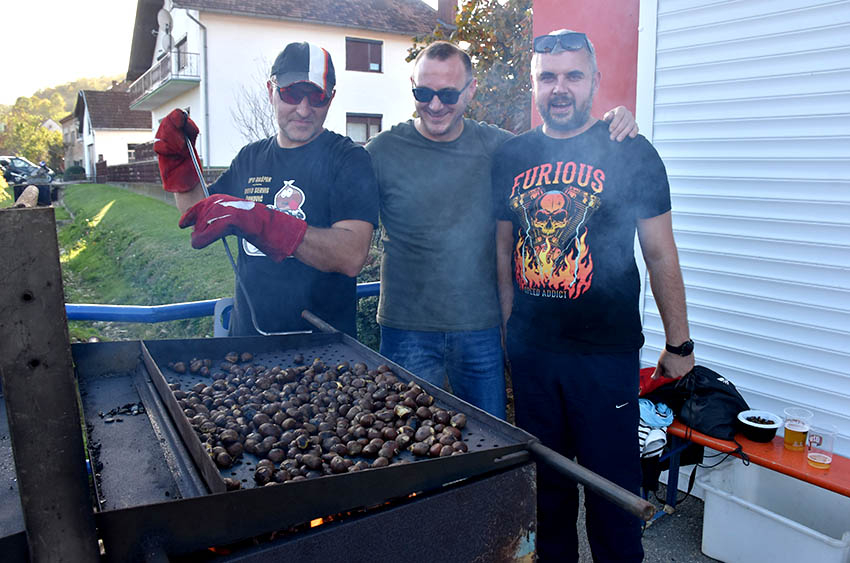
[{"x1": 507, "y1": 337, "x2": 644, "y2": 563}]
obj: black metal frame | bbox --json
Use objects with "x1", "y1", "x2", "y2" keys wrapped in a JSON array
[{"x1": 64, "y1": 335, "x2": 535, "y2": 561}]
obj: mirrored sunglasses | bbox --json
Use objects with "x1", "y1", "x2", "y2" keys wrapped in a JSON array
[
  {"x1": 274, "y1": 82, "x2": 332, "y2": 107},
  {"x1": 411, "y1": 78, "x2": 473, "y2": 105},
  {"x1": 533, "y1": 32, "x2": 593, "y2": 54}
]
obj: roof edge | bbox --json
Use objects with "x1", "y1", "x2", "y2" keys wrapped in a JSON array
[{"x1": 172, "y1": 3, "x2": 434, "y2": 38}]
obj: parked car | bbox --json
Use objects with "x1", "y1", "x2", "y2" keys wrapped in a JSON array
[
  {"x1": 1, "y1": 156, "x2": 56, "y2": 205},
  {"x1": 0, "y1": 155, "x2": 54, "y2": 185}
]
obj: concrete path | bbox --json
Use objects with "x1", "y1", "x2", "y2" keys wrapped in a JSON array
[{"x1": 576, "y1": 484, "x2": 720, "y2": 562}]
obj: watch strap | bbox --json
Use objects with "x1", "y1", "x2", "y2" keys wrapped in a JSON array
[{"x1": 665, "y1": 339, "x2": 694, "y2": 356}]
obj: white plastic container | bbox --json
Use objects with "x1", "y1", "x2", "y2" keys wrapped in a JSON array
[{"x1": 697, "y1": 459, "x2": 850, "y2": 563}]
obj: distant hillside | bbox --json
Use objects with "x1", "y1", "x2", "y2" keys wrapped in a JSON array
[{"x1": 35, "y1": 75, "x2": 125, "y2": 115}]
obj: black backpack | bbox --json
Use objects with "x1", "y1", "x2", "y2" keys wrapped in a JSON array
[{"x1": 646, "y1": 365, "x2": 750, "y2": 440}]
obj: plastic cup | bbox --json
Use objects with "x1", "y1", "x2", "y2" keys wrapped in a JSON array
[
  {"x1": 783, "y1": 407, "x2": 813, "y2": 451},
  {"x1": 807, "y1": 425, "x2": 836, "y2": 469}
]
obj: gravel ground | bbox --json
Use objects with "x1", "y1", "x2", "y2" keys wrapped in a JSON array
[{"x1": 575, "y1": 484, "x2": 720, "y2": 562}]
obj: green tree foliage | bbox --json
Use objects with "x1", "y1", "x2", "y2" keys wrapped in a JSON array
[
  {"x1": 34, "y1": 75, "x2": 124, "y2": 114},
  {"x1": 408, "y1": 0, "x2": 533, "y2": 134},
  {"x1": 1, "y1": 96, "x2": 63, "y2": 168},
  {"x1": 0, "y1": 75, "x2": 119, "y2": 169}
]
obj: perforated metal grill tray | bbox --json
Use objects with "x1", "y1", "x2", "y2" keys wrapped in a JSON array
[{"x1": 141, "y1": 332, "x2": 535, "y2": 495}]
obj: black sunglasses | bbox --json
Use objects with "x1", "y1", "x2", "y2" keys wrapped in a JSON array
[
  {"x1": 533, "y1": 32, "x2": 593, "y2": 54},
  {"x1": 273, "y1": 81, "x2": 332, "y2": 107},
  {"x1": 411, "y1": 78, "x2": 473, "y2": 105}
]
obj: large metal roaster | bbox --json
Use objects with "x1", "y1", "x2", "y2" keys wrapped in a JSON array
[{"x1": 0, "y1": 207, "x2": 651, "y2": 562}]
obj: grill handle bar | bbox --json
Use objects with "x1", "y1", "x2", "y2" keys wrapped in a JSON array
[
  {"x1": 528, "y1": 441, "x2": 655, "y2": 521},
  {"x1": 301, "y1": 309, "x2": 338, "y2": 333}
]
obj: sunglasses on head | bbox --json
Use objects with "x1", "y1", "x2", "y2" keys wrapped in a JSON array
[
  {"x1": 533, "y1": 32, "x2": 593, "y2": 54},
  {"x1": 411, "y1": 78, "x2": 473, "y2": 105},
  {"x1": 272, "y1": 81, "x2": 332, "y2": 107}
]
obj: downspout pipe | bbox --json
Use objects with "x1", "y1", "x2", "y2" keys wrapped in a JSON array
[
  {"x1": 81, "y1": 91, "x2": 95, "y2": 179},
  {"x1": 186, "y1": 10, "x2": 210, "y2": 165}
]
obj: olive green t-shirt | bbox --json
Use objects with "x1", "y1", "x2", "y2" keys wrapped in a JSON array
[{"x1": 366, "y1": 119, "x2": 513, "y2": 331}]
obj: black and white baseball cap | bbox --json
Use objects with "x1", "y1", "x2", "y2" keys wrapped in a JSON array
[{"x1": 271, "y1": 42, "x2": 336, "y2": 97}]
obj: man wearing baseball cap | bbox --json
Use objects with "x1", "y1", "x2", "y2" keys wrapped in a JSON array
[{"x1": 154, "y1": 41, "x2": 378, "y2": 336}]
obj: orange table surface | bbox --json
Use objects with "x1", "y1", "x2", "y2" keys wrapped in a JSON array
[{"x1": 668, "y1": 420, "x2": 850, "y2": 498}]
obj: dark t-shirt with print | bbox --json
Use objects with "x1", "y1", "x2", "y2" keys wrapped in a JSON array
[
  {"x1": 492, "y1": 121, "x2": 671, "y2": 352},
  {"x1": 211, "y1": 130, "x2": 378, "y2": 336}
]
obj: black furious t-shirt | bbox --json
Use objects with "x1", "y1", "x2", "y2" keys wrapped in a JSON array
[
  {"x1": 492, "y1": 121, "x2": 671, "y2": 352},
  {"x1": 211, "y1": 130, "x2": 379, "y2": 336}
]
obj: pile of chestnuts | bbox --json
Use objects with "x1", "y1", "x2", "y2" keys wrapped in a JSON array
[{"x1": 167, "y1": 352, "x2": 469, "y2": 490}]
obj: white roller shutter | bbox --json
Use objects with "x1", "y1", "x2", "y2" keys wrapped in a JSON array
[{"x1": 637, "y1": 0, "x2": 850, "y2": 455}]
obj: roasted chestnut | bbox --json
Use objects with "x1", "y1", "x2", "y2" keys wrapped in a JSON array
[
  {"x1": 450, "y1": 413, "x2": 467, "y2": 429},
  {"x1": 411, "y1": 442, "x2": 429, "y2": 457},
  {"x1": 371, "y1": 456, "x2": 389, "y2": 468},
  {"x1": 254, "y1": 466, "x2": 272, "y2": 485},
  {"x1": 414, "y1": 426, "x2": 434, "y2": 443},
  {"x1": 301, "y1": 454, "x2": 322, "y2": 470}
]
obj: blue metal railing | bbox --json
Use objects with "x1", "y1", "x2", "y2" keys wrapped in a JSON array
[{"x1": 65, "y1": 282, "x2": 380, "y2": 322}]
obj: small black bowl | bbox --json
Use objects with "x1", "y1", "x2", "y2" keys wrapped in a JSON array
[{"x1": 737, "y1": 409, "x2": 781, "y2": 442}]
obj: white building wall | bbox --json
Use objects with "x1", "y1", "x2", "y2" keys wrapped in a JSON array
[
  {"x1": 94, "y1": 130, "x2": 156, "y2": 166},
  {"x1": 637, "y1": 0, "x2": 850, "y2": 455},
  {"x1": 152, "y1": 87, "x2": 203, "y2": 142},
  {"x1": 194, "y1": 13, "x2": 416, "y2": 166},
  {"x1": 81, "y1": 105, "x2": 96, "y2": 177}
]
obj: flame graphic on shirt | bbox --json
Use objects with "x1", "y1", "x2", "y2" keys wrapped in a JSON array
[{"x1": 515, "y1": 229, "x2": 593, "y2": 298}]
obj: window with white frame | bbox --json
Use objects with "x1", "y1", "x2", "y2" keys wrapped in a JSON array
[{"x1": 346, "y1": 114, "x2": 382, "y2": 145}]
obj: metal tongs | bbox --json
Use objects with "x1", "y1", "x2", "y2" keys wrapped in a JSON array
[{"x1": 185, "y1": 134, "x2": 310, "y2": 337}]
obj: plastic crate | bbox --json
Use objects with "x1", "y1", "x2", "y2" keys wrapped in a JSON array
[{"x1": 698, "y1": 460, "x2": 850, "y2": 563}]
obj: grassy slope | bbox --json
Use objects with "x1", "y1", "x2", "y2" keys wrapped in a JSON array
[
  {"x1": 58, "y1": 183, "x2": 381, "y2": 346},
  {"x1": 59, "y1": 184, "x2": 234, "y2": 340}
]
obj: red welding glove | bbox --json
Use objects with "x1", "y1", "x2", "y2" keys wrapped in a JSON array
[
  {"x1": 154, "y1": 109, "x2": 202, "y2": 193},
  {"x1": 179, "y1": 194, "x2": 307, "y2": 262}
]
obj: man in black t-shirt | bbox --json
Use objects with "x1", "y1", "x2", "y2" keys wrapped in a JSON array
[
  {"x1": 493, "y1": 30, "x2": 694, "y2": 562},
  {"x1": 154, "y1": 42, "x2": 378, "y2": 335}
]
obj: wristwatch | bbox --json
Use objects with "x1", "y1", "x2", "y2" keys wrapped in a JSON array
[{"x1": 665, "y1": 339, "x2": 694, "y2": 356}]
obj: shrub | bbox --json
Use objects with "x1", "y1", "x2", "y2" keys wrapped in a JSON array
[{"x1": 64, "y1": 165, "x2": 86, "y2": 181}]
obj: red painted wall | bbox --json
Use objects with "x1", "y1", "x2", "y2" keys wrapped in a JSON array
[{"x1": 531, "y1": 0, "x2": 640, "y2": 127}]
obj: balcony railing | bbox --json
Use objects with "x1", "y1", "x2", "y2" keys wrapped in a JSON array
[{"x1": 129, "y1": 50, "x2": 201, "y2": 110}]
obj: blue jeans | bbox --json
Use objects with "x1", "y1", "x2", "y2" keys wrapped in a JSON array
[{"x1": 379, "y1": 325, "x2": 507, "y2": 419}]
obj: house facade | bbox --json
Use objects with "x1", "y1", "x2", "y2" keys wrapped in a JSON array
[
  {"x1": 534, "y1": 0, "x2": 850, "y2": 456},
  {"x1": 60, "y1": 114, "x2": 85, "y2": 170},
  {"x1": 127, "y1": 0, "x2": 436, "y2": 167},
  {"x1": 72, "y1": 89, "x2": 153, "y2": 178}
]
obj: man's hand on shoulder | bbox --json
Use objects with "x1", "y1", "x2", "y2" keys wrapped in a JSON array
[{"x1": 602, "y1": 106, "x2": 639, "y2": 142}]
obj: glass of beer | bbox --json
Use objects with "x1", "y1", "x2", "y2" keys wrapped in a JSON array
[
  {"x1": 807, "y1": 425, "x2": 836, "y2": 469},
  {"x1": 783, "y1": 407, "x2": 813, "y2": 451}
]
